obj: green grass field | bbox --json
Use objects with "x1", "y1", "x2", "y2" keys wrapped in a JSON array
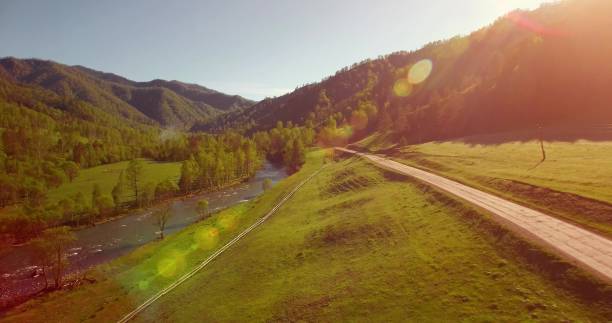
[
  {"x1": 394, "y1": 140, "x2": 612, "y2": 237},
  {"x1": 354, "y1": 132, "x2": 612, "y2": 237},
  {"x1": 5, "y1": 150, "x2": 608, "y2": 322},
  {"x1": 47, "y1": 159, "x2": 181, "y2": 206}
]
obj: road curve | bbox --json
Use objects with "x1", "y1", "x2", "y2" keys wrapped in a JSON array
[
  {"x1": 336, "y1": 148, "x2": 612, "y2": 284},
  {"x1": 117, "y1": 165, "x2": 327, "y2": 323}
]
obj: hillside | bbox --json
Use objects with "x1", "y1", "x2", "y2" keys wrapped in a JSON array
[
  {"x1": 202, "y1": 0, "x2": 612, "y2": 143},
  {"x1": 352, "y1": 131, "x2": 612, "y2": 237},
  {"x1": 0, "y1": 59, "x2": 259, "y2": 238},
  {"x1": 4, "y1": 151, "x2": 609, "y2": 321},
  {"x1": 0, "y1": 58, "x2": 254, "y2": 128}
]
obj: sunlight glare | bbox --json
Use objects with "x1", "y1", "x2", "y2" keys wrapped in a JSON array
[
  {"x1": 408, "y1": 59, "x2": 433, "y2": 84},
  {"x1": 157, "y1": 250, "x2": 186, "y2": 278},
  {"x1": 195, "y1": 226, "x2": 220, "y2": 250},
  {"x1": 138, "y1": 280, "x2": 149, "y2": 290},
  {"x1": 217, "y1": 212, "x2": 238, "y2": 231},
  {"x1": 393, "y1": 79, "x2": 413, "y2": 97}
]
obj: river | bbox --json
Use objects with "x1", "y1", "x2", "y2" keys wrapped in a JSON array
[{"x1": 0, "y1": 161, "x2": 287, "y2": 309}]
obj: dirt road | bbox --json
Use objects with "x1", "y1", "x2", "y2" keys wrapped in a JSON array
[{"x1": 337, "y1": 148, "x2": 612, "y2": 284}]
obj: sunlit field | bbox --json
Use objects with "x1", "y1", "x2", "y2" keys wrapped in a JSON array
[
  {"x1": 389, "y1": 138, "x2": 612, "y2": 237},
  {"x1": 353, "y1": 130, "x2": 612, "y2": 237},
  {"x1": 2, "y1": 0, "x2": 612, "y2": 320},
  {"x1": 47, "y1": 159, "x2": 181, "y2": 206},
  {"x1": 5, "y1": 151, "x2": 608, "y2": 322}
]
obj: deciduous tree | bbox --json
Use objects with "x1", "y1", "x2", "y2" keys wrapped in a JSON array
[
  {"x1": 155, "y1": 204, "x2": 172, "y2": 240},
  {"x1": 126, "y1": 159, "x2": 144, "y2": 205},
  {"x1": 32, "y1": 226, "x2": 75, "y2": 289}
]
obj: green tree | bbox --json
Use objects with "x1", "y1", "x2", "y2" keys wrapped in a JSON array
[
  {"x1": 292, "y1": 139, "x2": 306, "y2": 169},
  {"x1": 57, "y1": 198, "x2": 76, "y2": 224},
  {"x1": 90, "y1": 184, "x2": 101, "y2": 224},
  {"x1": 32, "y1": 237, "x2": 54, "y2": 290},
  {"x1": 155, "y1": 179, "x2": 178, "y2": 201},
  {"x1": 141, "y1": 182, "x2": 156, "y2": 207},
  {"x1": 111, "y1": 170, "x2": 127, "y2": 208},
  {"x1": 155, "y1": 204, "x2": 172, "y2": 240},
  {"x1": 91, "y1": 184, "x2": 101, "y2": 210},
  {"x1": 72, "y1": 192, "x2": 87, "y2": 226},
  {"x1": 126, "y1": 159, "x2": 144, "y2": 205},
  {"x1": 32, "y1": 226, "x2": 75, "y2": 289},
  {"x1": 62, "y1": 161, "x2": 79, "y2": 182},
  {"x1": 178, "y1": 157, "x2": 198, "y2": 194},
  {"x1": 283, "y1": 139, "x2": 305, "y2": 172},
  {"x1": 196, "y1": 199, "x2": 209, "y2": 220},
  {"x1": 96, "y1": 195, "x2": 115, "y2": 218}
]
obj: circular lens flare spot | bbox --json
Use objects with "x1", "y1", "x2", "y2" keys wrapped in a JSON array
[
  {"x1": 217, "y1": 212, "x2": 238, "y2": 231},
  {"x1": 393, "y1": 79, "x2": 413, "y2": 97},
  {"x1": 138, "y1": 280, "x2": 149, "y2": 290},
  {"x1": 195, "y1": 226, "x2": 219, "y2": 250},
  {"x1": 408, "y1": 59, "x2": 433, "y2": 84},
  {"x1": 157, "y1": 250, "x2": 186, "y2": 278}
]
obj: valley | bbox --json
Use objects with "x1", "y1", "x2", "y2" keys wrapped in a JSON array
[
  {"x1": 3, "y1": 151, "x2": 609, "y2": 322},
  {"x1": 1, "y1": 0, "x2": 612, "y2": 321}
]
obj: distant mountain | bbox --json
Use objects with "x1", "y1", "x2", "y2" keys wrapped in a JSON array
[
  {"x1": 0, "y1": 58, "x2": 255, "y2": 128},
  {"x1": 203, "y1": 0, "x2": 612, "y2": 142}
]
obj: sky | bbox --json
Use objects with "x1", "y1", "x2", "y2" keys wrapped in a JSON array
[{"x1": 0, "y1": 0, "x2": 550, "y2": 100}]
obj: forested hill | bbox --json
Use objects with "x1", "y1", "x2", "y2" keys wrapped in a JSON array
[
  {"x1": 201, "y1": 0, "x2": 612, "y2": 142},
  {"x1": 0, "y1": 57, "x2": 255, "y2": 128}
]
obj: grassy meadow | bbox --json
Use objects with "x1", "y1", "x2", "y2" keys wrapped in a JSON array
[
  {"x1": 389, "y1": 139, "x2": 612, "y2": 237},
  {"x1": 4, "y1": 149, "x2": 608, "y2": 322},
  {"x1": 352, "y1": 131, "x2": 612, "y2": 237},
  {"x1": 46, "y1": 159, "x2": 182, "y2": 206}
]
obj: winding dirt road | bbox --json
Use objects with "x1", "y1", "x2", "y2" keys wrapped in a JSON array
[{"x1": 336, "y1": 148, "x2": 612, "y2": 284}]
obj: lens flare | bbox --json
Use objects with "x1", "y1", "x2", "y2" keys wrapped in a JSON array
[
  {"x1": 157, "y1": 250, "x2": 186, "y2": 278},
  {"x1": 316, "y1": 125, "x2": 354, "y2": 148},
  {"x1": 408, "y1": 59, "x2": 433, "y2": 84},
  {"x1": 195, "y1": 226, "x2": 219, "y2": 250},
  {"x1": 217, "y1": 212, "x2": 238, "y2": 231},
  {"x1": 393, "y1": 79, "x2": 413, "y2": 97},
  {"x1": 138, "y1": 280, "x2": 149, "y2": 290},
  {"x1": 507, "y1": 11, "x2": 566, "y2": 37}
]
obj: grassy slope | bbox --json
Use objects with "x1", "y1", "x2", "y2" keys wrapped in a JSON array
[
  {"x1": 354, "y1": 133, "x2": 612, "y2": 237},
  {"x1": 395, "y1": 140, "x2": 612, "y2": 237},
  {"x1": 138, "y1": 156, "x2": 607, "y2": 322},
  {"x1": 5, "y1": 150, "x2": 607, "y2": 322},
  {"x1": 3, "y1": 151, "x2": 326, "y2": 322},
  {"x1": 47, "y1": 159, "x2": 181, "y2": 205}
]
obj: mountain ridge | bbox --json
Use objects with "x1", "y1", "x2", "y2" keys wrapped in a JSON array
[
  {"x1": 200, "y1": 0, "x2": 612, "y2": 143},
  {"x1": 0, "y1": 57, "x2": 255, "y2": 128}
]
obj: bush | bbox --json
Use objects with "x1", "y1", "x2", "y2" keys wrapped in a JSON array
[{"x1": 155, "y1": 179, "x2": 179, "y2": 200}]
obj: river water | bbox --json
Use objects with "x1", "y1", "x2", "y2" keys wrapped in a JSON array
[{"x1": 0, "y1": 161, "x2": 287, "y2": 309}]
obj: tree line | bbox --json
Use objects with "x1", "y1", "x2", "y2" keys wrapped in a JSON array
[
  {"x1": 0, "y1": 131, "x2": 265, "y2": 239},
  {"x1": 252, "y1": 121, "x2": 313, "y2": 173},
  {"x1": 0, "y1": 79, "x2": 161, "y2": 209},
  {"x1": 0, "y1": 77, "x2": 315, "y2": 244}
]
